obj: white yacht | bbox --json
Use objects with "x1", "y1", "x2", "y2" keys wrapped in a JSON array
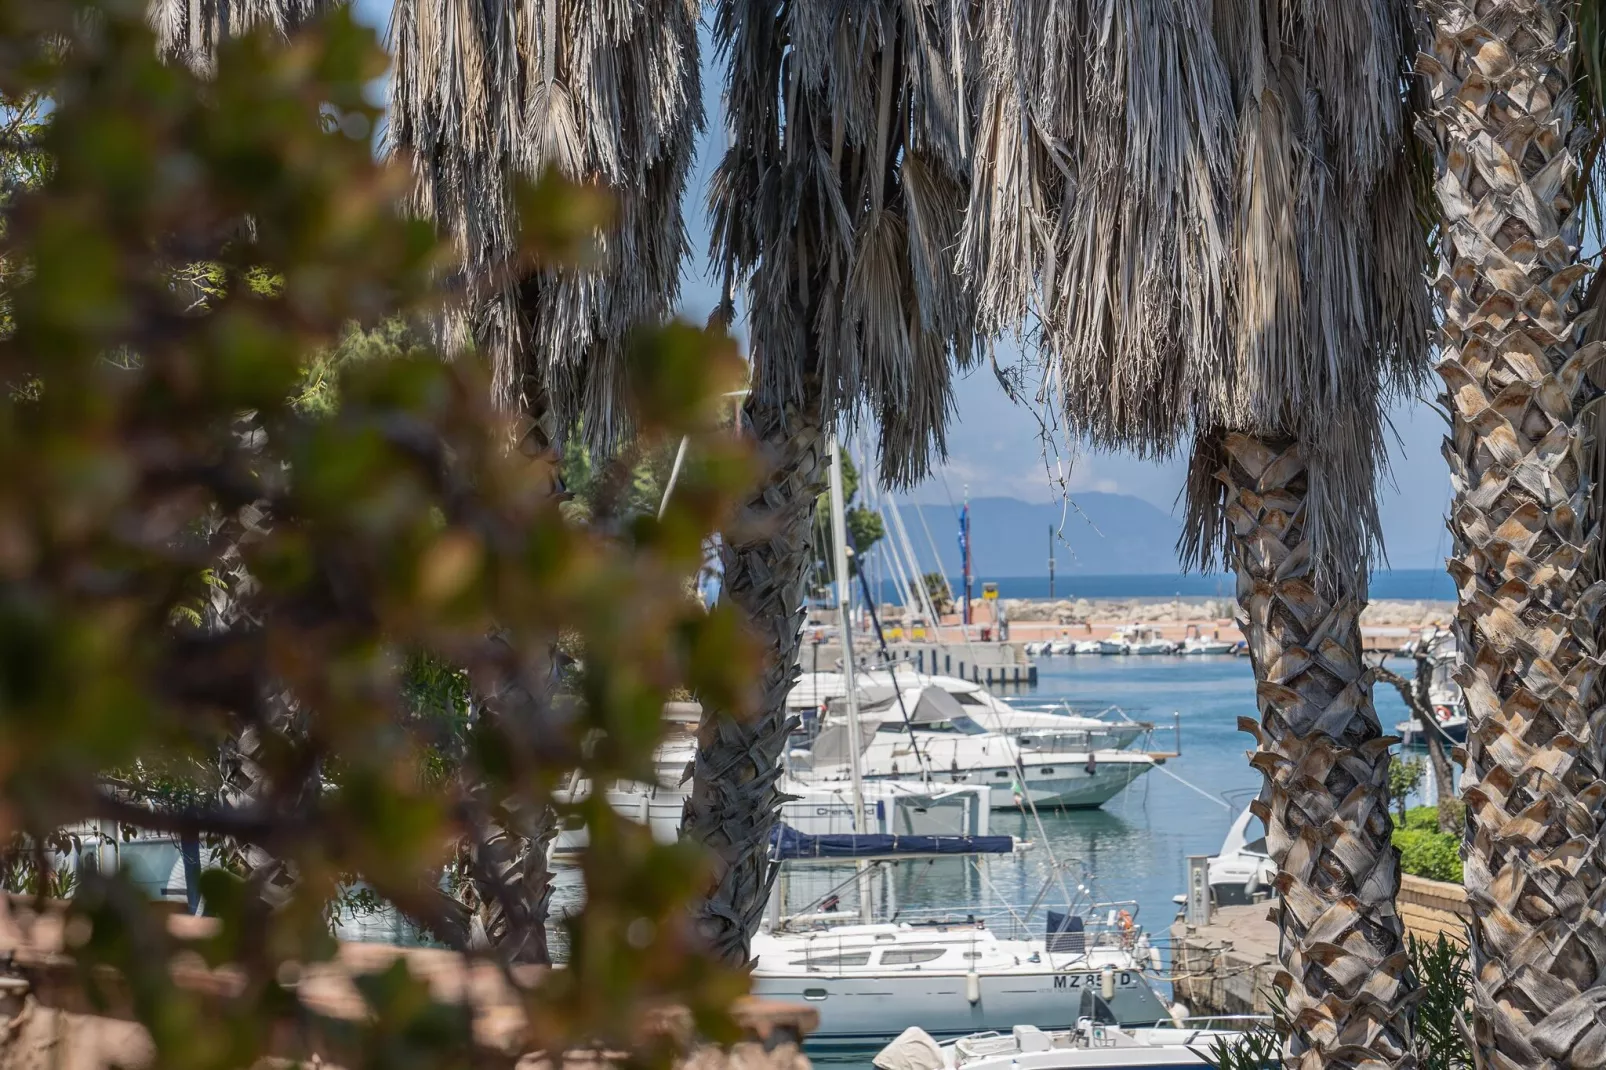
[
  {"x1": 793, "y1": 692, "x2": 1158, "y2": 811},
  {"x1": 752, "y1": 916, "x2": 1174, "y2": 1050},
  {"x1": 794, "y1": 670, "x2": 1149, "y2": 752},
  {"x1": 877, "y1": 1020, "x2": 1268, "y2": 1070},
  {"x1": 1206, "y1": 805, "x2": 1275, "y2": 907},
  {"x1": 554, "y1": 771, "x2": 998, "y2": 854}
]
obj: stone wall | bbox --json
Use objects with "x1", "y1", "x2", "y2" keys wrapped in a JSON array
[{"x1": 1397, "y1": 874, "x2": 1470, "y2": 948}]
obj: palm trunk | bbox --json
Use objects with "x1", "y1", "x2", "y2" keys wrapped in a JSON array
[
  {"x1": 682, "y1": 395, "x2": 825, "y2": 966},
  {"x1": 455, "y1": 416, "x2": 565, "y2": 965},
  {"x1": 1422, "y1": 4, "x2": 1606, "y2": 1063},
  {"x1": 463, "y1": 805, "x2": 557, "y2": 963},
  {"x1": 1220, "y1": 432, "x2": 1414, "y2": 1068}
]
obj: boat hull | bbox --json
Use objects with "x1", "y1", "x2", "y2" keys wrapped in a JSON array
[
  {"x1": 752, "y1": 967, "x2": 1171, "y2": 1050},
  {"x1": 871, "y1": 760, "x2": 1154, "y2": 810},
  {"x1": 1396, "y1": 718, "x2": 1467, "y2": 747}
]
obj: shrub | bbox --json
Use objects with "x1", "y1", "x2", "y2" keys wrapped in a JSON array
[{"x1": 1394, "y1": 825, "x2": 1463, "y2": 883}]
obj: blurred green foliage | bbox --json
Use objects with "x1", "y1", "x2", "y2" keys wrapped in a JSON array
[
  {"x1": 1394, "y1": 808, "x2": 1463, "y2": 884},
  {"x1": 0, "y1": 1, "x2": 755, "y2": 1066}
]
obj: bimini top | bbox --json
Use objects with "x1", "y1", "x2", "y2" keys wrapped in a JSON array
[{"x1": 769, "y1": 824, "x2": 1014, "y2": 860}]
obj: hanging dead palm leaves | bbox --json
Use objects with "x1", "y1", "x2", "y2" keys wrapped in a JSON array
[{"x1": 687, "y1": 0, "x2": 977, "y2": 965}]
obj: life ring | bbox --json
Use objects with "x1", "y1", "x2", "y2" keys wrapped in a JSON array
[{"x1": 1117, "y1": 910, "x2": 1135, "y2": 946}]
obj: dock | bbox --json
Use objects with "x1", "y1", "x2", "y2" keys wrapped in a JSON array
[{"x1": 1168, "y1": 875, "x2": 1471, "y2": 1017}]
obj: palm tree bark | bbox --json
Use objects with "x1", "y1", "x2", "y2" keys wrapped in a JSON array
[
  {"x1": 1222, "y1": 433, "x2": 1415, "y2": 1069},
  {"x1": 681, "y1": 396, "x2": 824, "y2": 966},
  {"x1": 1421, "y1": 3, "x2": 1606, "y2": 1063},
  {"x1": 1374, "y1": 658, "x2": 1458, "y2": 834}
]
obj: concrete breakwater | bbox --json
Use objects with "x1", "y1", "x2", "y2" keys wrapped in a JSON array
[{"x1": 857, "y1": 597, "x2": 1455, "y2": 654}]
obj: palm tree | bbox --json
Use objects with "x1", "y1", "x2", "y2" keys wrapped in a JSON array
[
  {"x1": 387, "y1": 0, "x2": 701, "y2": 963},
  {"x1": 1420, "y1": 3, "x2": 1606, "y2": 1062},
  {"x1": 964, "y1": 2, "x2": 1430, "y2": 1063},
  {"x1": 687, "y1": 0, "x2": 975, "y2": 965},
  {"x1": 148, "y1": 0, "x2": 332, "y2": 70}
]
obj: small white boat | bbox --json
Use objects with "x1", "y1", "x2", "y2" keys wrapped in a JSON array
[
  {"x1": 877, "y1": 1019, "x2": 1271, "y2": 1070},
  {"x1": 1118, "y1": 626, "x2": 1175, "y2": 656},
  {"x1": 1024, "y1": 641, "x2": 1050, "y2": 656},
  {"x1": 1391, "y1": 625, "x2": 1467, "y2": 747},
  {"x1": 1072, "y1": 640, "x2": 1103, "y2": 655},
  {"x1": 1093, "y1": 633, "x2": 1130, "y2": 655},
  {"x1": 1179, "y1": 636, "x2": 1236, "y2": 656},
  {"x1": 1050, "y1": 640, "x2": 1076, "y2": 655}
]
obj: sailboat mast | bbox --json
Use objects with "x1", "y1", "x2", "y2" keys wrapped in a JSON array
[{"x1": 828, "y1": 436, "x2": 873, "y2": 924}]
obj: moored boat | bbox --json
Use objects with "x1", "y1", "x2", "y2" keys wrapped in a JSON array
[{"x1": 874, "y1": 1019, "x2": 1271, "y2": 1070}]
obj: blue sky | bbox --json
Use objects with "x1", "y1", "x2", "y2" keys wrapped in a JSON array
[{"x1": 349, "y1": 0, "x2": 1451, "y2": 568}]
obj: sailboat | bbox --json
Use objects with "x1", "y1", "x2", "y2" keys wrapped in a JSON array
[{"x1": 749, "y1": 439, "x2": 1172, "y2": 1049}]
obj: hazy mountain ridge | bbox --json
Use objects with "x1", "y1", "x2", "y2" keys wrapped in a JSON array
[
  {"x1": 898, "y1": 494, "x2": 1186, "y2": 577},
  {"x1": 898, "y1": 492, "x2": 1443, "y2": 577}
]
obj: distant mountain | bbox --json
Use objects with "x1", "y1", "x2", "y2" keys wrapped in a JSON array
[{"x1": 898, "y1": 494, "x2": 1186, "y2": 577}]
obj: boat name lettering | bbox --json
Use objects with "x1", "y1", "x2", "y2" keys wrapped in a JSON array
[{"x1": 1052, "y1": 972, "x2": 1136, "y2": 989}]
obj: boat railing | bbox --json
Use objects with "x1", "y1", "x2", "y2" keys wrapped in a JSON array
[
  {"x1": 885, "y1": 900, "x2": 1149, "y2": 949},
  {"x1": 1149, "y1": 1015, "x2": 1273, "y2": 1032}
]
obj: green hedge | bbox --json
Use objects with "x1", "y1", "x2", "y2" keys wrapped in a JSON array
[{"x1": 1393, "y1": 807, "x2": 1463, "y2": 883}]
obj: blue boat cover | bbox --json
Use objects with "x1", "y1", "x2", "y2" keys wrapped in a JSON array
[{"x1": 769, "y1": 824, "x2": 1014, "y2": 859}]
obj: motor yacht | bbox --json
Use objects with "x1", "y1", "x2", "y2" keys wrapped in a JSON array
[
  {"x1": 793, "y1": 671, "x2": 1149, "y2": 752},
  {"x1": 1205, "y1": 804, "x2": 1275, "y2": 907},
  {"x1": 792, "y1": 691, "x2": 1158, "y2": 811}
]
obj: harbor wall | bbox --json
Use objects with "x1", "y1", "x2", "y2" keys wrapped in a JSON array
[{"x1": 1169, "y1": 877, "x2": 1471, "y2": 1017}]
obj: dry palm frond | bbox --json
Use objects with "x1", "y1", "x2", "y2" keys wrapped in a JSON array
[
  {"x1": 709, "y1": 0, "x2": 977, "y2": 487},
  {"x1": 388, "y1": 0, "x2": 701, "y2": 451},
  {"x1": 965, "y1": 0, "x2": 1432, "y2": 581},
  {"x1": 147, "y1": 0, "x2": 335, "y2": 71},
  {"x1": 685, "y1": 0, "x2": 976, "y2": 967}
]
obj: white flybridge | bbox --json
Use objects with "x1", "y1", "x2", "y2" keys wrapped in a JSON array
[
  {"x1": 789, "y1": 688, "x2": 1159, "y2": 810},
  {"x1": 788, "y1": 668, "x2": 1150, "y2": 753}
]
